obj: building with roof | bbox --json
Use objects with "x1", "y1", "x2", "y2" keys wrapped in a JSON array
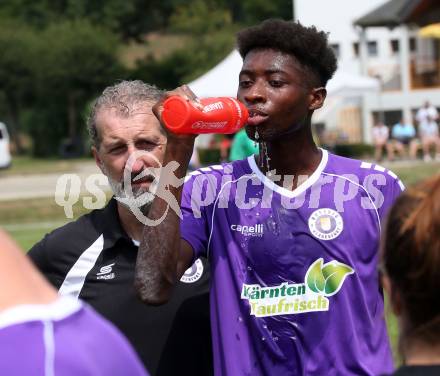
[{"x1": 296, "y1": 0, "x2": 440, "y2": 143}]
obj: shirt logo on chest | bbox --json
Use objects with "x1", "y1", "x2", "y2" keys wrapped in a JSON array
[
  {"x1": 230, "y1": 223, "x2": 264, "y2": 237},
  {"x1": 241, "y1": 258, "x2": 354, "y2": 318},
  {"x1": 180, "y1": 259, "x2": 204, "y2": 283},
  {"x1": 308, "y1": 208, "x2": 343, "y2": 240},
  {"x1": 96, "y1": 263, "x2": 115, "y2": 280}
]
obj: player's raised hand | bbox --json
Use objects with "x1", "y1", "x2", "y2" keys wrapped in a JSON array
[{"x1": 153, "y1": 85, "x2": 202, "y2": 142}]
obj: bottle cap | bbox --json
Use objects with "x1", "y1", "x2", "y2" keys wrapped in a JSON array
[{"x1": 162, "y1": 97, "x2": 191, "y2": 131}]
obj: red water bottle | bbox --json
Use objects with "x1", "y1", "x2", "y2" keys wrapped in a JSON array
[{"x1": 161, "y1": 96, "x2": 248, "y2": 134}]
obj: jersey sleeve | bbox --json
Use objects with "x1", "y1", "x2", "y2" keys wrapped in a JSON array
[
  {"x1": 359, "y1": 163, "x2": 405, "y2": 227},
  {"x1": 377, "y1": 169, "x2": 405, "y2": 222},
  {"x1": 180, "y1": 172, "x2": 213, "y2": 260}
]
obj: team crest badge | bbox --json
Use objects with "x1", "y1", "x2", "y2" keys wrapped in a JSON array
[
  {"x1": 180, "y1": 258, "x2": 204, "y2": 283},
  {"x1": 308, "y1": 208, "x2": 343, "y2": 240}
]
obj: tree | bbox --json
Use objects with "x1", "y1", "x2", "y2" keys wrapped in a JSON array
[
  {"x1": 222, "y1": 0, "x2": 293, "y2": 24},
  {"x1": 133, "y1": 1, "x2": 237, "y2": 90},
  {"x1": 0, "y1": 0, "x2": 177, "y2": 41},
  {"x1": 29, "y1": 20, "x2": 125, "y2": 156},
  {"x1": 0, "y1": 20, "x2": 39, "y2": 154},
  {"x1": 169, "y1": 0, "x2": 232, "y2": 35}
]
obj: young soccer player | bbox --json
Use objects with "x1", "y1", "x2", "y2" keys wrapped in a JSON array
[{"x1": 135, "y1": 19, "x2": 404, "y2": 375}]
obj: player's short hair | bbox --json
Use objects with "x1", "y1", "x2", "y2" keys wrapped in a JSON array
[
  {"x1": 383, "y1": 175, "x2": 440, "y2": 346},
  {"x1": 236, "y1": 19, "x2": 337, "y2": 87},
  {"x1": 87, "y1": 80, "x2": 164, "y2": 148}
]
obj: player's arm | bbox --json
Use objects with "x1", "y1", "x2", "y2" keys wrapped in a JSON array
[{"x1": 134, "y1": 86, "x2": 202, "y2": 306}]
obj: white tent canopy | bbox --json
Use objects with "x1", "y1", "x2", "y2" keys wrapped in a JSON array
[
  {"x1": 188, "y1": 50, "x2": 243, "y2": 98},
  {"x1": 188, "y1": 49, "x2": 379, "y2": 98}
]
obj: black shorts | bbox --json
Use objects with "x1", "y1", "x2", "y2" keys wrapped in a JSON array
[{"x1": 395, "y1": 137, "x2": 412, "y2": 145}]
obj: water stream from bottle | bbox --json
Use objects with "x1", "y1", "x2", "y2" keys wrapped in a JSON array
[{"x1": 254, "y1": 129, "x2": 272, "y2": 177}]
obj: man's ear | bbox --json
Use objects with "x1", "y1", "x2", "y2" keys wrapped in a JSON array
[
  {"x1": 92, "y1": 146, "x2": 105, "y2": 174},
  {"x1": 309, "y1": 87, "x2": 327, "y2": 111}
]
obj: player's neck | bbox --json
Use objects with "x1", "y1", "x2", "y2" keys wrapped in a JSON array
[
  {"x1": 257, "y1": 126, "x2": 321, "y2": 189},
  {"x1": 117, "y1": 203, "x2": 145, "y2": 242},
  {"x1": 403, "y1": 340, "x2": 440, "y2": 366}
]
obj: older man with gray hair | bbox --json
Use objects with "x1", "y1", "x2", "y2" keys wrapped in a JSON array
[{"x1": 28, "y1": 80, "x2": 212, "y2": 376}]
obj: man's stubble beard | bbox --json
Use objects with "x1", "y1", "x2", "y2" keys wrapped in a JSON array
[{"x1": 102, "y1": 164, "x2": 157, "y2": 216}]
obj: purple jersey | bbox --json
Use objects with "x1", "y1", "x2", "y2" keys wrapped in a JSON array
[
  {"x1": 0, "y1": 297, "x2": 148, "y2": 376},
  {"x1": 181, "y1": 150, "x2": 403, "y2": 376}
]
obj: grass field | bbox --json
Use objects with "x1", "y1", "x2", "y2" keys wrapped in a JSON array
[
  {"x1": 0, "y1": 195, "x2": 107, "y2": 250},
  {"x1": 384, "y1": 160, "x2": 440, "y2": 186}
]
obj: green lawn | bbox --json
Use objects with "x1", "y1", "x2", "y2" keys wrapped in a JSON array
[
  {"x1": 1, "y1": 195, "x2": 105, "y2": 250},
  {"x1": 5, "y1": 222, "x2": 66, "y2": 250},
  {"x1": 386, "y1": 161, "x2": 440, "y2": 187}
]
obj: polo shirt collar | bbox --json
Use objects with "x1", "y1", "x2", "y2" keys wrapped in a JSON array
[{"x1": 96, "y1": 197, "x2": 132, "y2": 250}]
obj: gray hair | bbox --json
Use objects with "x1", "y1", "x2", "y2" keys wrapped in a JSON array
[{"x1": 87, "y1": 80, "x2": 164, "y2": 148}]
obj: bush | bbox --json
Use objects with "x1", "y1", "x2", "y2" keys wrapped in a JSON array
[
  {"x1": 32, "y1": 21, "x2": 125, "y2": 156},
  {"x1": 331, "y1": 143, "x2": 374, "y2": 159},
  {"x1": 197, "y1": 148, "x2": 221, "y2": 165},
  {"x1": 132, "y1": 28, "x2": 236, "y2": 89}
]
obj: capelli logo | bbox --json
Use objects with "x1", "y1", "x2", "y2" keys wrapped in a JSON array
[{"x1": 230, "y1": 224, "x2": 264, "y2": 237}]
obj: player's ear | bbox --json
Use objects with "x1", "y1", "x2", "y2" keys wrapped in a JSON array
[
  {"x1": 92, "y1": 146, "x2": 105, "y2": 174},
  {"x1": 309, "y1": 87, "x2": 326, "y2": 111}
]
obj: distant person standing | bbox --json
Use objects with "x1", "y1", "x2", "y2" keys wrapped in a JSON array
[
  {"x1": 229, "y1": 128, "x2": 259, "y2": 161},
  {"x1": 382, "y1": 175, "x2": 440, "y2": 375},
  {"x1": 418, "y1": 116, "x2": 440, "y2": 162},
  {"x1": 390, "y1": 119, "x2": 418, "y2": 160},
  {"x1": 416, "y1": 101, "x2": 440, "y2": 161},
  {"x1": 372, "y1": 121, "x2": 390, "y2": 161}
]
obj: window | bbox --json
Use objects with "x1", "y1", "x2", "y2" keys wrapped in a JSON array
[
  {"x1": 353, "y1": 41, "x2": 378, "y2": 57},
  {"x1": 390, "y1": 39, "x2": 399, "y2": 54},
  {"x1": 353, "y1": 42, "x2": 359, "y2": 57},
  {"x1": 409, "y1": 37, "x2": 417, "y2": 52},
  {"x1": 367, "y1": 41, "x2": 378, "y2": 56},
  {"x1": 330, "y1": 43, "x2": 340, "y2": 58},
  {"x1": 390, "y1": 38, "x2": 416, "y2": 54},
  {"x1": 372, "y1": 110, "x2": 403, "y2": 127}
]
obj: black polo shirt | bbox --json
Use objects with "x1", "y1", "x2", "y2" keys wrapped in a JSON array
[{"x1": 28, "y1": 198, "x2": 212, "y2": 376}]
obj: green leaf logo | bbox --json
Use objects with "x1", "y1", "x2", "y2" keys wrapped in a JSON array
[
  {"x1": 305, "y1": 258, "x2": 354, "y2": 296},
  {"x1": 306, "y1": 258, "x2": 326, "y2": 294}
]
